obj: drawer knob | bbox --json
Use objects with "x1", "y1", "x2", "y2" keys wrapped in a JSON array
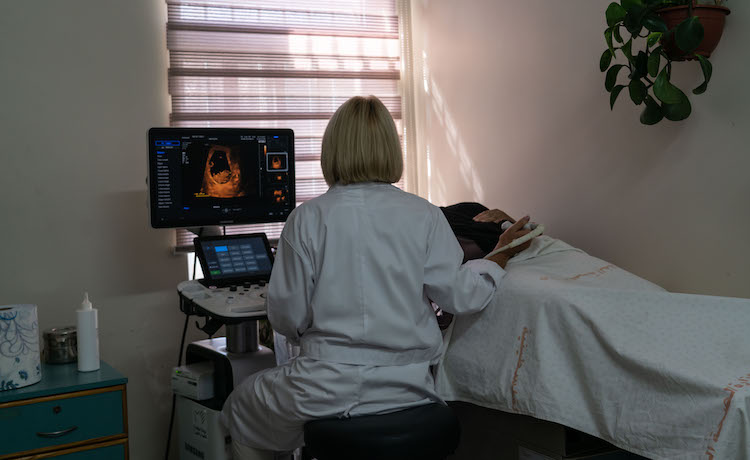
[{"x1": 36, "y1": 426, "x2": 78, "y2": 438}]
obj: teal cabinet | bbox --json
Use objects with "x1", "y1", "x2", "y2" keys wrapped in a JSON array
[
  {"x1": 0, "y1": 362, "x2": 128, "y2": 459},
  {"x1": 53, "y1": 443, "x2": 126, "y2": 459}
]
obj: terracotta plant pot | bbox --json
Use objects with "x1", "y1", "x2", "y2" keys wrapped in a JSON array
[{"x1": 657, "y1": 4, "x2": 730, "y2": 61}]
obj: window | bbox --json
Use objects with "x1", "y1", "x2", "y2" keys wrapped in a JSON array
[{"x1": 166, "y1": 0, "x2": 415, "y2": 251}]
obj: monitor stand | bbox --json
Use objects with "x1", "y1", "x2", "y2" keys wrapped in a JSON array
[
  {"x1": 226, "y1": 321, "x2": 261, "y2": 353},
  {"x1": 186, "y1": 226, "x2": 224, "y2": 237}
]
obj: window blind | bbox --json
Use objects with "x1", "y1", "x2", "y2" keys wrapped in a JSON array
[{"x1": 166, "y1": 0, "x2": 409, "y2": 252}]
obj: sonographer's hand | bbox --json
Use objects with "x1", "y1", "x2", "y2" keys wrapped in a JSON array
[
  {"x1": 496, "y1": 216, "x2": 534, "y2": 255},
  {"x1": 486, "y1": 216, "x2": 533, "y2": 267},
  {"x1": 472, "y1": 209, "x2": 515, "y2": 224}
]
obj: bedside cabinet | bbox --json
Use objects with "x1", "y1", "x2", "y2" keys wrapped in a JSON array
[{"x1": 0, "y1": 361, "x2": 128, "y2": 459}]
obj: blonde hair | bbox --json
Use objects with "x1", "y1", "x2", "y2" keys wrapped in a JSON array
[{"x1": 321, "y1": 96, "x2": 403, "y2": 186}]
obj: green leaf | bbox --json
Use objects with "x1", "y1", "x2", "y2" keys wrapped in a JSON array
[
  {"x1": 653, "y1": 68, "x2": 684, "y2": 104},
  {"x1": 610, "y1": 85, "x2": 627, "y2": 110},
  {"x1": 614, "y1": 26, "x2": 624, "y2": 43},
  {"x1": 640, "y1": 96, "x2": 664, "y2": 125},
  {"x1": 622, "y1": 0, "x2": 644, "y2": 11},
  {"x1": 622, "y1": 39, "x2": 634, "y2": 64},
  {"x1": 623, "y1": 6, "x2": 646, "y2": 36},
  {"x1": 693, "y1": 54, "x2": 713, "y2": 94},
  {"x1": 662, "y1": 92, "x2": 692, "y2": 121},
  {"x1": 647, "y1": 32, "x2": 663, "y2": 48},
  {"x1": 648, "y1": 47, "x2": 662, "y2": 77},
  {"x1": 643, "y1": 15, "x2": 668, "y2": 33},
  {"x1": 675, "y1": 16, "x2": 704, "y2": 53},
  {"x1": 600, "y1": 49, "x2": 613, "y2": 72},
  {"x1": 606, "y1": 3, "x2": 627, "y2": 27},
  {"x1": 629, "y1": 79, "x2": 647, "y2": 105},
  {"x1": 604, "y1": 28, "x2": 615, "y2": 56},
  {"x1": 634, "y1": 51, "x2": 648, "y2": 79},
  {"x1": 605, "y1": 65, "x2": 625, "y2": 92}
]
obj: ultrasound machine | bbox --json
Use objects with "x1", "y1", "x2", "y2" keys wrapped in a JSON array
[{"x1": 148, "y1": 127, "x2": 295, "y2": 460}]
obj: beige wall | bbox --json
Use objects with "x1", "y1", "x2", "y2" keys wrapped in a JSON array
[
  {"x1": 410, "y1": 0, "x2": 750, "y2": 297},
  {"x1": 0, "y1": 2, "x2": 203, "y2": 458}
]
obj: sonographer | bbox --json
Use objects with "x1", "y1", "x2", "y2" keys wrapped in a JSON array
[{"x1": 220, "y1": 95, "x2": 536, "y2": 459}]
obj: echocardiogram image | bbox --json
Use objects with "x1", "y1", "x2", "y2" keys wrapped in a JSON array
[{"x1": 182, "y1": 140, "x2": 258, "y2": 203}]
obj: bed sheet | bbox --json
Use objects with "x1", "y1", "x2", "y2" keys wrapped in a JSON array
[{"x1": 435, "y1": 236, "x2": 750, "y2": 460}]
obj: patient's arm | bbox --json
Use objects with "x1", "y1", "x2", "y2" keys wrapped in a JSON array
[{"x1": 472, "y1": 209, "x2": 515, "y2": 224}]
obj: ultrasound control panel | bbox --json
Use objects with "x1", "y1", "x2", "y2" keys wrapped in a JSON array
[
  {"x1": 198, "y1": 236, "x2": 272, "y2": 283},
  {"x1": 177, "y1": 280, "x2": 268, "y2": 320}
]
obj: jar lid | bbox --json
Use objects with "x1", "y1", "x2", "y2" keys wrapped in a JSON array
[{"x1": 43, "y1": 326, "x2": 77, "y2": 341}]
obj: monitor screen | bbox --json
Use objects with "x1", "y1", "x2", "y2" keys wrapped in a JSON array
[
  {"x1": 148, "y1": 128, "x2": 295, "y2": 228},
  {"x1": 194, "y1": 234, "x2": 274, "y2": 283}
]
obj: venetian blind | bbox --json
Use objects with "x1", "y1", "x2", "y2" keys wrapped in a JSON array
[{"x1": 166, "y1": 0, "x2": 408, "y2": 251}]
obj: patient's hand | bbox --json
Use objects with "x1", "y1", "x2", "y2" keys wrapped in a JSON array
[
  {"x1": 487, "y1": 216, "x2": 534, "y2": 267},
  {"x1": 473, "y1": 209, "x2": 515, "y2": 224}
]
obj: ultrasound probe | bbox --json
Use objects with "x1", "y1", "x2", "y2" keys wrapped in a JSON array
[{"x1": 483, "y1": 221, "x2": 545, "y2": 260}]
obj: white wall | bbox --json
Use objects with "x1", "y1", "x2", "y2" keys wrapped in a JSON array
[
  {"x1": 0, "y1": 2, "x2": 202, "y2": 458},
  {"x1": 410, "y1": 0, "x2": 750, "y2": 297}
]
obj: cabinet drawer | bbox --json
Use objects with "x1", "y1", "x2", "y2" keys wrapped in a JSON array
[
  {"x1": 37, "y1": 440, "x2": 126, "y2": 459},
  {"x1": 0, "y1": 388, "x2": 125, "y2": 456}
]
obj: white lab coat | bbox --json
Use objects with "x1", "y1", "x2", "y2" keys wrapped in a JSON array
[{"x1": 221, "y1": 182, "x2": 505, "y2": 451}]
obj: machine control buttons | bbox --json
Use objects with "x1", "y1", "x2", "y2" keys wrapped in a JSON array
[
  {"x1": 258, "y1": 280, "x2": 266, "y2": 287},
  {"x1": 177, "y1": 280, "x2": 268, "y2": 318},
  {"x1": 229, "y1": 285, "x2": 238, "y2": 292},
  {"x1": 243, "y1": 282, "x2": 252, "y2": 288}
]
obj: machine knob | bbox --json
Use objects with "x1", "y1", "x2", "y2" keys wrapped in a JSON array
[
  {"x1": 258, "y1": 280, "x2": 267, "y2": 287},
  {"x1": 243, "y1": 281, "x2": 252, "y2": 288},
  {"x1": 229, "y1": 285, "x2": 238, "y2": 292}
]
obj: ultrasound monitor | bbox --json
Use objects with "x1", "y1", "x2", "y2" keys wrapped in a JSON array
[{"x1": 148, "y1": 128, "x2": 295, "y2": 228}]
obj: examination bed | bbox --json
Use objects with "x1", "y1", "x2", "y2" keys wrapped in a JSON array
[{"x1": 435, "y1": 236, "x2": 750, "y2": 460}]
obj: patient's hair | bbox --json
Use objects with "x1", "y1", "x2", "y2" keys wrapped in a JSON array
[{"x1": 321, "y1": 96, "x2": 403, "y2": 186}]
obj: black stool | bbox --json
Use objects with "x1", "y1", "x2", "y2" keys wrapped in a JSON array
[{"x1": 302, "y1": 403, "x2": 460, "y2": 460}]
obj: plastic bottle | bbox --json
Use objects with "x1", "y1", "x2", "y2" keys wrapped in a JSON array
[{"x1": 76, "y1": 292, "x2": 100, "y2": 372}]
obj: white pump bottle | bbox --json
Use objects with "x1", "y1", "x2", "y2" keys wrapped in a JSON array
[{"x1": 77, "y1": 292, "x2": 100, "y2": 372}]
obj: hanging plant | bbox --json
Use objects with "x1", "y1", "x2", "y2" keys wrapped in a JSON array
[{"x1": 600, "y1": 0, "x2": 730, "y2": 125}]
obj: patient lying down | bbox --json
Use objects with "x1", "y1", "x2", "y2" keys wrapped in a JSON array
[{"x1": 435, "y1": 206, "x2": 750, "y2": 460}]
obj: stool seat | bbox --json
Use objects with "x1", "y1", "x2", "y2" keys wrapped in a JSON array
[{"x1": 303, "y1": 403, "x2": 460, "y2": 460}]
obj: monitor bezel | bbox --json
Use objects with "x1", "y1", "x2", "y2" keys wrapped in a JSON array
[{"x1": 148, "y1": 127, "x2": 295, "y2": 229}]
